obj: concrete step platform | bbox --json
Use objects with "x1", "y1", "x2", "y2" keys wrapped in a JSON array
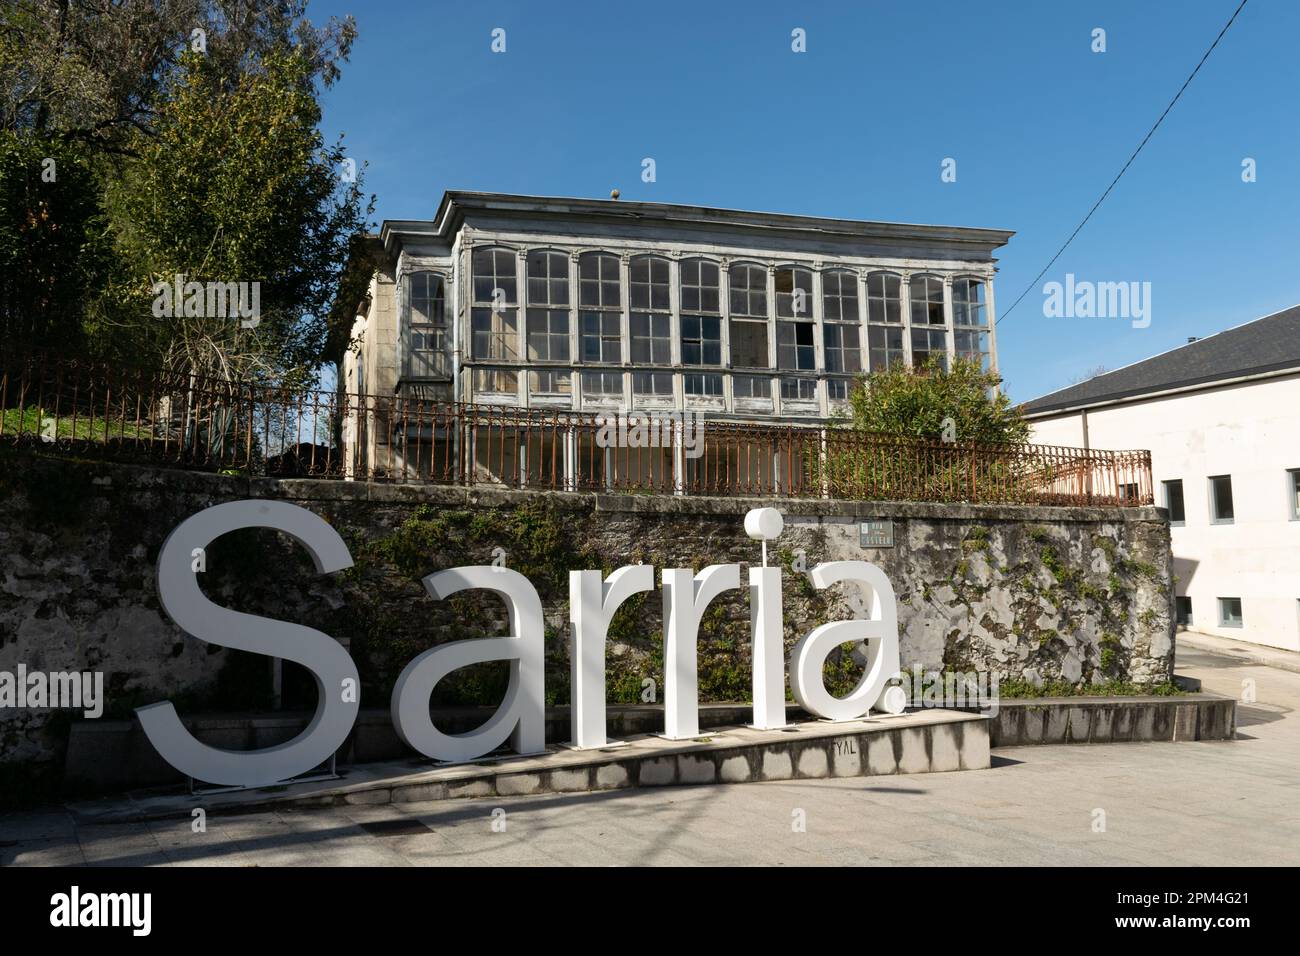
[{"x1": 69, "y1": 709, "x2": 989, "y2": 824}]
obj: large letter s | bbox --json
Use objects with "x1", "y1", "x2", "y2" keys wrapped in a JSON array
[{"x1": 138, "y1": 500, "x2": 360, "y2": 787}]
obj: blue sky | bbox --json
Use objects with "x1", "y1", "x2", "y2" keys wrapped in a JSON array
[{"x1": 309, "y1": 0, "x2": 1298, "y2": 403}]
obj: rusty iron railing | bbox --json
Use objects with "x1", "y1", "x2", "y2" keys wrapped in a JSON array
[{"x1": 0, "y1": 353, "x2": 1153, "y2": 506}]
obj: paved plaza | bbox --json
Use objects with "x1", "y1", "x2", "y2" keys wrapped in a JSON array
[{"x1": 3, "y1": 641, "x2": 1298, "y2": 867}]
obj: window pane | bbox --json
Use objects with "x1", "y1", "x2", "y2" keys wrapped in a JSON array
[
  {"x1": 580, "y1": 311, "x2": 619, "y2": 363},
  {"x1": 867, "y1": 273, "x2": 901, "y2": 324},
  {"x1": 630, "y1": 256, "x2": 669, "y2": 313},
  {"x1": 1218, "y1": 597, "x2": 1243, "y2": 626},
  {"x1": 777, "y1": 321, "x2": 815, "y2": 370},
  {"x1": 955, "y1": 329, "x2": 990, "y2": 371},
  {"x1": 910, "y1": 275, "x2": 945, "y2": 325},
  {"x1": 633, "y1": 371, "x2": 673, "y2": 396},
  {"x1": 683, "y1": 373, "x2": 722, "y2": 396},
  {"x1": 631, "y1": 313, "x2": 670, "y2": 365},
  {"x1": 868, "y1": 324, "x2": 905, "y2": 370},
  {"x1": 1290, "y1": 469, "x2": 1300, "y2": 518},
  {"x1": 823, "y1": 270, "x2": 858, "y2": 323},
  {"x1": 729, "y1": 263, "x2": 767, "y2": 318},
  {"x1": 776, "y1": 267, "x2": 812, "y2": 318},
  {"x1": 473, "y1": 249, "x2": 517, "y2": 304},
  {"x1": 529, "y1": 369, "x2": 571, "y2": 395},
  {"x1": 683, "y1": 315, "x2": 722, "y2": 366},
  {"x1": 733, "y1": 374, "x2": 770, "y2": 399},
  {"x1": 953, "y1": 278, "x2": 987, "y2": 326},
  {"x1": 780, "y1": 377, "x2": 816, "y2": 400},
  {"x1": 474, "y1": 368, "x2": 517, "y2": 394},
  {"x1": 681, "y1": 259, "x2": 719, "y2": 314},
  {"x1": 527, "y1": 251, "x2": 569, "y2": 306},
  {"x1": 1211, "y1": 475, "x2": 1234, "y2": 522},
  {"x1": 406, "y1": 272, "x2": 446, "y2": 325},
  {"x1": 471, "y1": 308, "x2": 518, "y2": 360},
  {"x1": 730, "y1": 320, "x2": 769, "y2": 368},
  {"x1": 582, "y1": 371, "x2": 623, "y2": 396},
  {"x1": 824, "y1": 324, "x2": 861, "y2": 373},
  {"x1": 1163, "y1": 479, "x2": 1186, "y2": 524},
  {"x1": 526, "y1": 309, "x2": 569, "y2": 362},
  {"x1": 910, "y1": 327, "x2": 948, "y2": 370}
]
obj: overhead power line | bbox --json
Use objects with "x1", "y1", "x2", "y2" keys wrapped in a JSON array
[{"x1": 997, "y1": 0, "x2": 1249, "y2": 327}]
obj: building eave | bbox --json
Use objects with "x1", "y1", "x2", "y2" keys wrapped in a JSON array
[
  {"x1": 381, "y1": 190, "x2": 1015, "y2": 259},
  {"x1": 1021, "y1": 364, "x2": 1300, "y2": 420}
]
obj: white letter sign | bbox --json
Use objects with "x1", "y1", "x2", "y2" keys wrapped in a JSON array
[
  {"x1": 391, "y1": 566, "x2": 545, "y2": 763},
  {"x1": 661, "y1": 564, "x2": 741, "y2": 739},
  {"x1": 569, "y1": 565, "x2": 654, "y2": 748},
  {"x1": 749, "y1": 565, "x2": 789, "y2": 729},
  {"x1": 789, "y1": 561, "x2": 900, "y2": 721},
  {"x1": 139, "y1": 501, "x2": 360, "y2": 788}
]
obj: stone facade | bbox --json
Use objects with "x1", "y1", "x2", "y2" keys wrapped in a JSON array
[{"x1": 0, "y1": 453, "x2": 1174, "y2": 783}]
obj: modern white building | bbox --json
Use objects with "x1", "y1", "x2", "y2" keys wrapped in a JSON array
[
  {"x1": 1022, "y1": 305, "x2": 1300, "y2": 651},
  {"x1": 341, "y1": 191, "x2": 1013, "y2": 489}
]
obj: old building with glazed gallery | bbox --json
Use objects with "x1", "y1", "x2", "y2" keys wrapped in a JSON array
[{"x1": 342, "y1": 191, "x2": 1013, "y2": 488}]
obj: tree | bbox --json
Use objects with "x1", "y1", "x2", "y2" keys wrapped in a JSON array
[
  {"x1": 0, "y1": 1, "x2": 355, "y2": 155},
  {"x1": 97, "y1": 47, "x2": 372, "y2": 382},
  {"x1": 818, "y1": 358, "x2": 1033, "y2": 503},
  {"x1": 0, "y1": 132, "x2": 111, "y2": 354},
  {"x1": 845, "y1": 357, "x2": 1029, "y2": 446},
  {"x1": 0, "y1": 0, "x2": 366, "y2": 380}
]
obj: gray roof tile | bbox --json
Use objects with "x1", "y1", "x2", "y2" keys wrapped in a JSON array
[{"x1": 1020, "y1": 304, "x2": 1300, "y2": 415}]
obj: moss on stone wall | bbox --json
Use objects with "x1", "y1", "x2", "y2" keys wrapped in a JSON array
[{"x1": 0, "y1": 454, "x2": 1176, "y2": 772}]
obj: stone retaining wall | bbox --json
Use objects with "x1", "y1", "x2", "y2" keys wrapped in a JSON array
[{"x1": 0, "y1": 452, "x2": 1176, "y2": 787}]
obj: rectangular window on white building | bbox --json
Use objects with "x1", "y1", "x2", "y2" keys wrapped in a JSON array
[
  {"x1": 633, "y1": 371, "x2": 673, "y2": 397},
  {"x1": 868, "y1": 325, "x2": 905, "y2": 370},
  {"x1": 404, "y1": 272, "x2": 449, "y2": 379},
  {"x1": 683, "y1": 372, "x2": 722, "y2": 396},
  {"x1": 910, "y1": 327, "x2": 948, "y2": 371},
  {"x1": 630, "y1": 313, "x2": 671, "y2": 365},
  {"x1": 681, "y1": 316, "x2": 722, "y2": 366},
  {"x1": 780, "y1": 377, "x2": 816, "y2": 401},
  {"x1": 528, "y1": 369, "x2": 571, "y2": 395},
  {"x1": 581, "y1": 371, "x2": 623, "y2": 398},
  {"x1": 526, "y1": 310, "x2": 570, "y2": 363},
  {"x1": 473, "y1": 368, "x2": 518, "y2": 395},
  {"x1": 1175, "y1": 596, "x2": 1192, "y2": 626},
  {"x1": 733, "y1": 374, "x2": 771, "y2": 400},
  {"x1": 580, "y1": 312, "x2": 620, "y2": 363},
  {"x1": 1288, "y1": 468, "x2": 1300, "y2": 520},
  {"x1": 1218, "y1": 597, "x2": 1243, "y2": 628},
  {"x1": 471, "y1": 309, "x2": 518, "y2": 361},
  {"x1": 826, "y1": 378, "x2": 851, "y2": 402},
  {"x1": 1162, "y1": 479, "x2": 1185, "y2": 526},
  {"x1": 1209, "y1": 475, "x2": 1234, "y2": 524}
]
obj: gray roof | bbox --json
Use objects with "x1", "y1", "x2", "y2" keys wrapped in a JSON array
[
  {"x1": 431, "y1": 190, "x2": 1015, "y2": 246},
  {"x1": 382, "y1": 191, "x2": 1015, "y2": 262},
  {"x1": 1020, "y1": 304, "x2": 1300, "y2": 416}
]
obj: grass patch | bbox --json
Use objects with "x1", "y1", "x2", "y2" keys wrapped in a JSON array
[
  {"x1": 1, "y1": 406, "x2": 148, "y2": 441},
  {"x1": 997, "y1": 678, "x2": 1183, "y2": 698}
]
